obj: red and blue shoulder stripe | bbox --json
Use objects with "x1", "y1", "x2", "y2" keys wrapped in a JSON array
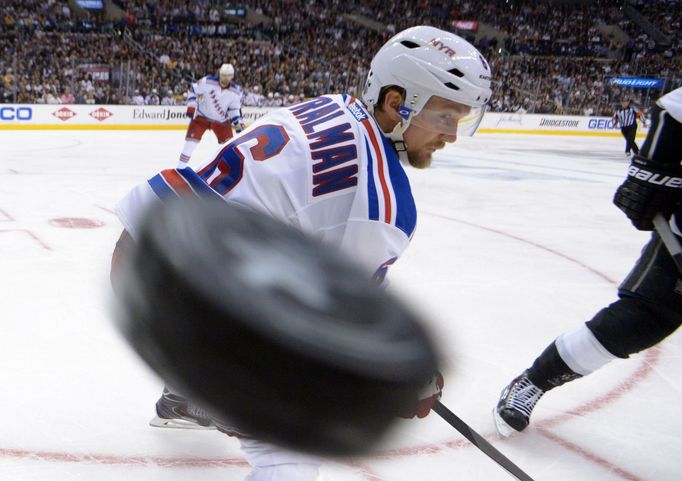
[
  {"x1": 148, "y1": 168, "x2": 222, "y2": 202},
  {"x1": 346, "y1": 98, "x2": 416, "y2": 238}
]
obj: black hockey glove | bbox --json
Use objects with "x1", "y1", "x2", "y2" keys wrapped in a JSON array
[
  {"x1": 233, "y1": 119, "x2": 245, "y2": 133},
  {"x1": 400, "y1": 372, "x2": 443, "y2": 419},
  {"x1": 613, "y1": 155, "x2": 682, "y2": 230}
]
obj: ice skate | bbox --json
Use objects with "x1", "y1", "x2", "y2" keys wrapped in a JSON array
[
  {"x1": 150, "y1": 388, "x2": 216, "y2": 430},
  {"x1": 493, "y1": 371, "x2": 544, "y2": 437}
]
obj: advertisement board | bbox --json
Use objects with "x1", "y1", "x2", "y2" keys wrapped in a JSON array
[
  {"x1": 0, "y1": 105, "x2": 283, "y2": 130},
  {"x1": 0, "y1": 105, "x2": 647, "y2": 137},
  {"x1": 608, "y1": 77, "x2": 664, "y2": 89},
  {"x1": 477, "y1": 112, "x2": 647, "y2": 137}
]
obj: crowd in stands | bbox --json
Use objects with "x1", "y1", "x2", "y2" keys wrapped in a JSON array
[
  {"x1": 1, "y1": 0, "x2": 680, "y2": 116},
  {"x1": 627, "y1": 0, "x2": 680, "y2": 45}
]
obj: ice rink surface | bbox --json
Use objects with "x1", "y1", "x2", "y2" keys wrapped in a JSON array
[{"x1": 1, "y1": 128, "x2": 680, "y2": 481}]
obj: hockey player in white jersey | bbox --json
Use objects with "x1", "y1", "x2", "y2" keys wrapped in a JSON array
[
  {"x1": 112, "y1": 26, "x2": 492, "y2": 481},
  {"x1": 177, "y1": 63, "x2": 245, "y2": 168}
]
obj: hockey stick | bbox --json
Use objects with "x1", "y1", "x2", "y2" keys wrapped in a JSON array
[
  {"x1": 433, "y1": 401, "x2": 535, "y2": 481},
  {"x1": 653, "y1": 213, "x2": 682, "y2": 276}
]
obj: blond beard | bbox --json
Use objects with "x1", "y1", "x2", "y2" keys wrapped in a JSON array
[{"x1": 407, "y1": 150, "x2": 433, "y2": 169}]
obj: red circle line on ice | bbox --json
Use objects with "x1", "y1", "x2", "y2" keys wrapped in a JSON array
[
  {"x1": 49, "y1": 217, "x2": 105, "y2": 229},
  {"x1": 0, "y1": 214, "x2": 659, "y2": 481}
]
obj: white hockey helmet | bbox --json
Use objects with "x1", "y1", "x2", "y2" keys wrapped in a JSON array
[
  {"x1": 220, "y1": 63, "x2": 235, "y2": 77},
  {"x1": 362, "y1": 26, "x2": 492, "y2": 137},
  {"x1": 219, "y1": 63, "x2": 234, "y2": 86}
]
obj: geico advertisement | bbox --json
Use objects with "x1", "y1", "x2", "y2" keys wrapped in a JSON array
[
  {"x1": 0, "y1": 106, "x2": 34, "y2": 121},
  {"x1": 586, "y1": 118, "x2": 617, "y2": 130}
]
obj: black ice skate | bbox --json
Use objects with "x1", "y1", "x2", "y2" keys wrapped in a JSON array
[
  {"x1": 150, "y1": 388, "x2": 216, "y2": 430},
  {"x1": 493, "y1": 371, "x2": 544, "y2": 437}
]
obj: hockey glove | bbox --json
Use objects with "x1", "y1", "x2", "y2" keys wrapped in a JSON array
[
  {"x1": 186, "y1": 106, "x2": 196, "y2": 118},
  {"x1": 234, "y1": 120, "x2": 245, "y2": 133},
  {"x1": 401, "y1": 372, "x2": 444, "y2": 419},
  {"x1": 613, "y1": 155, "x2": 682, "y2": 230}
]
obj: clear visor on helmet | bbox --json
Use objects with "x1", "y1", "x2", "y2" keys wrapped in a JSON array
[{"x1": 409, "y1": 96, "x2": 486, "y2": 137}]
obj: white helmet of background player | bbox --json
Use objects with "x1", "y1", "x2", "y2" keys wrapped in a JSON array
[
  {"x1": 219, "y1": 63, "x2": 234, "y2": 88},
  {"x1": 363, "y1": 26, "x2": 492, "y2": 138}
]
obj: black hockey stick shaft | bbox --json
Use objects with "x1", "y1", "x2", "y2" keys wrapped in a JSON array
[
  {"x1": 653, "y1": 213, "x2": 682, "y2": 276},
  {"x1": 433, "y1": 401, "x2": 535, "y2": 481}
]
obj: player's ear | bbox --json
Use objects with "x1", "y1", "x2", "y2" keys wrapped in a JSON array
[{"x1": 382, "y1": 89, "x2": 403, "y2": 122}]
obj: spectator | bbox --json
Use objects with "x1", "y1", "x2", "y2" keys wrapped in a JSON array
[
  {"x1": 243, "y1": 85, "x2": 264, "y2": 107},
  {"x1": 131, "y1": 89, "x2": 145, "y2": 105},
  {"x1": 160, "y1": 89, "x2": 176, "y2": 105},
  {"x1": 60, "y1": 87, "x2": 75, "y2": 104},
  {"x1": 45, "y1": 89, "x2": 59, "y2": 104},
  {"x1": 145, "y1": 88, "x2": 160, "y2": 105}
]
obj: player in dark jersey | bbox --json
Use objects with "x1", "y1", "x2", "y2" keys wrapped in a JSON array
[{"x1": 494, "y1": 87, "x2": 682, "y2": 436}]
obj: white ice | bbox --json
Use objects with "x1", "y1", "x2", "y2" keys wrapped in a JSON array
[{"x1": 0, "y1": 129, "x2": 679, "y2": 481}]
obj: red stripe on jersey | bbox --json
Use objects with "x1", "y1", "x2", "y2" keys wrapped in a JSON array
[
  {"x1": 362, "y1": 119, "x2": 392, "y2": 223},
  {"x1": 161, "y1": 169, "x2": 197, "y2": 198}
]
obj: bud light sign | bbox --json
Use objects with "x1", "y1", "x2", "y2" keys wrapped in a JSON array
[{"x1": 608, "y1": 77, "x2": 663, "y2": 89}]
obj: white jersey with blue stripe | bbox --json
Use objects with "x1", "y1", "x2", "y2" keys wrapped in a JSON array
[
  {"x1": 115, "y1": 94, "x2": 416, "y2": 281},
  {"x1": 187, "y1": 75, "x2": 242, "y2": 123}
]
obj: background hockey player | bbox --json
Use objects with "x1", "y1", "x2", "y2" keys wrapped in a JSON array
[
  {"x1": 112, "y1": 26, "x2": 492, "y2": 481},
  {"x1": 177, "y1": 63, "x2": 245, "y2": 168},
  {"x1": 494, "y1": 87, "x2": 682, "y2": 437}
]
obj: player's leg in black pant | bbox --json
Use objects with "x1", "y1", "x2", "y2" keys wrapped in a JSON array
[
  {"x1": 621, "y1": 127, "x2": 630, "y2": 154},
  {"x1": 494, "y1": 231, "x2": 682, "y2": 435},
  {"x1": 626, "y1": 124, "x2": 639, "y2": 155}
]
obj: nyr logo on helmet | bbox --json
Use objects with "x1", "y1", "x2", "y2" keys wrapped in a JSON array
[
  {"x1": 347, "y1": 102, "x2": 368, "y2": 122},
  {"x1": 398, "y1": 105, "x2": 412, "y2": 120},
  {"x1": 429, "y1": 38, "x2": 456, "y2": 57}
]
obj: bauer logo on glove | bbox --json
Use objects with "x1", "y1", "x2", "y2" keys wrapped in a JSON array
[
  {"x1": 614, "y1": 156, "x2": 682, "y2": 231},
  {"x1": 627, "y1": 164, "x2": 682, "y2": 188}
]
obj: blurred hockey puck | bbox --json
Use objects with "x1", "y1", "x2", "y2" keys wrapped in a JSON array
[{"x1": 113, "y1": 197, "x2": 439, "y2": 456}]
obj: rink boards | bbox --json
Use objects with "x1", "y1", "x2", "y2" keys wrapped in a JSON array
[{"x1": 0, "y1": 104, "x2": 648, "y2": 137}]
